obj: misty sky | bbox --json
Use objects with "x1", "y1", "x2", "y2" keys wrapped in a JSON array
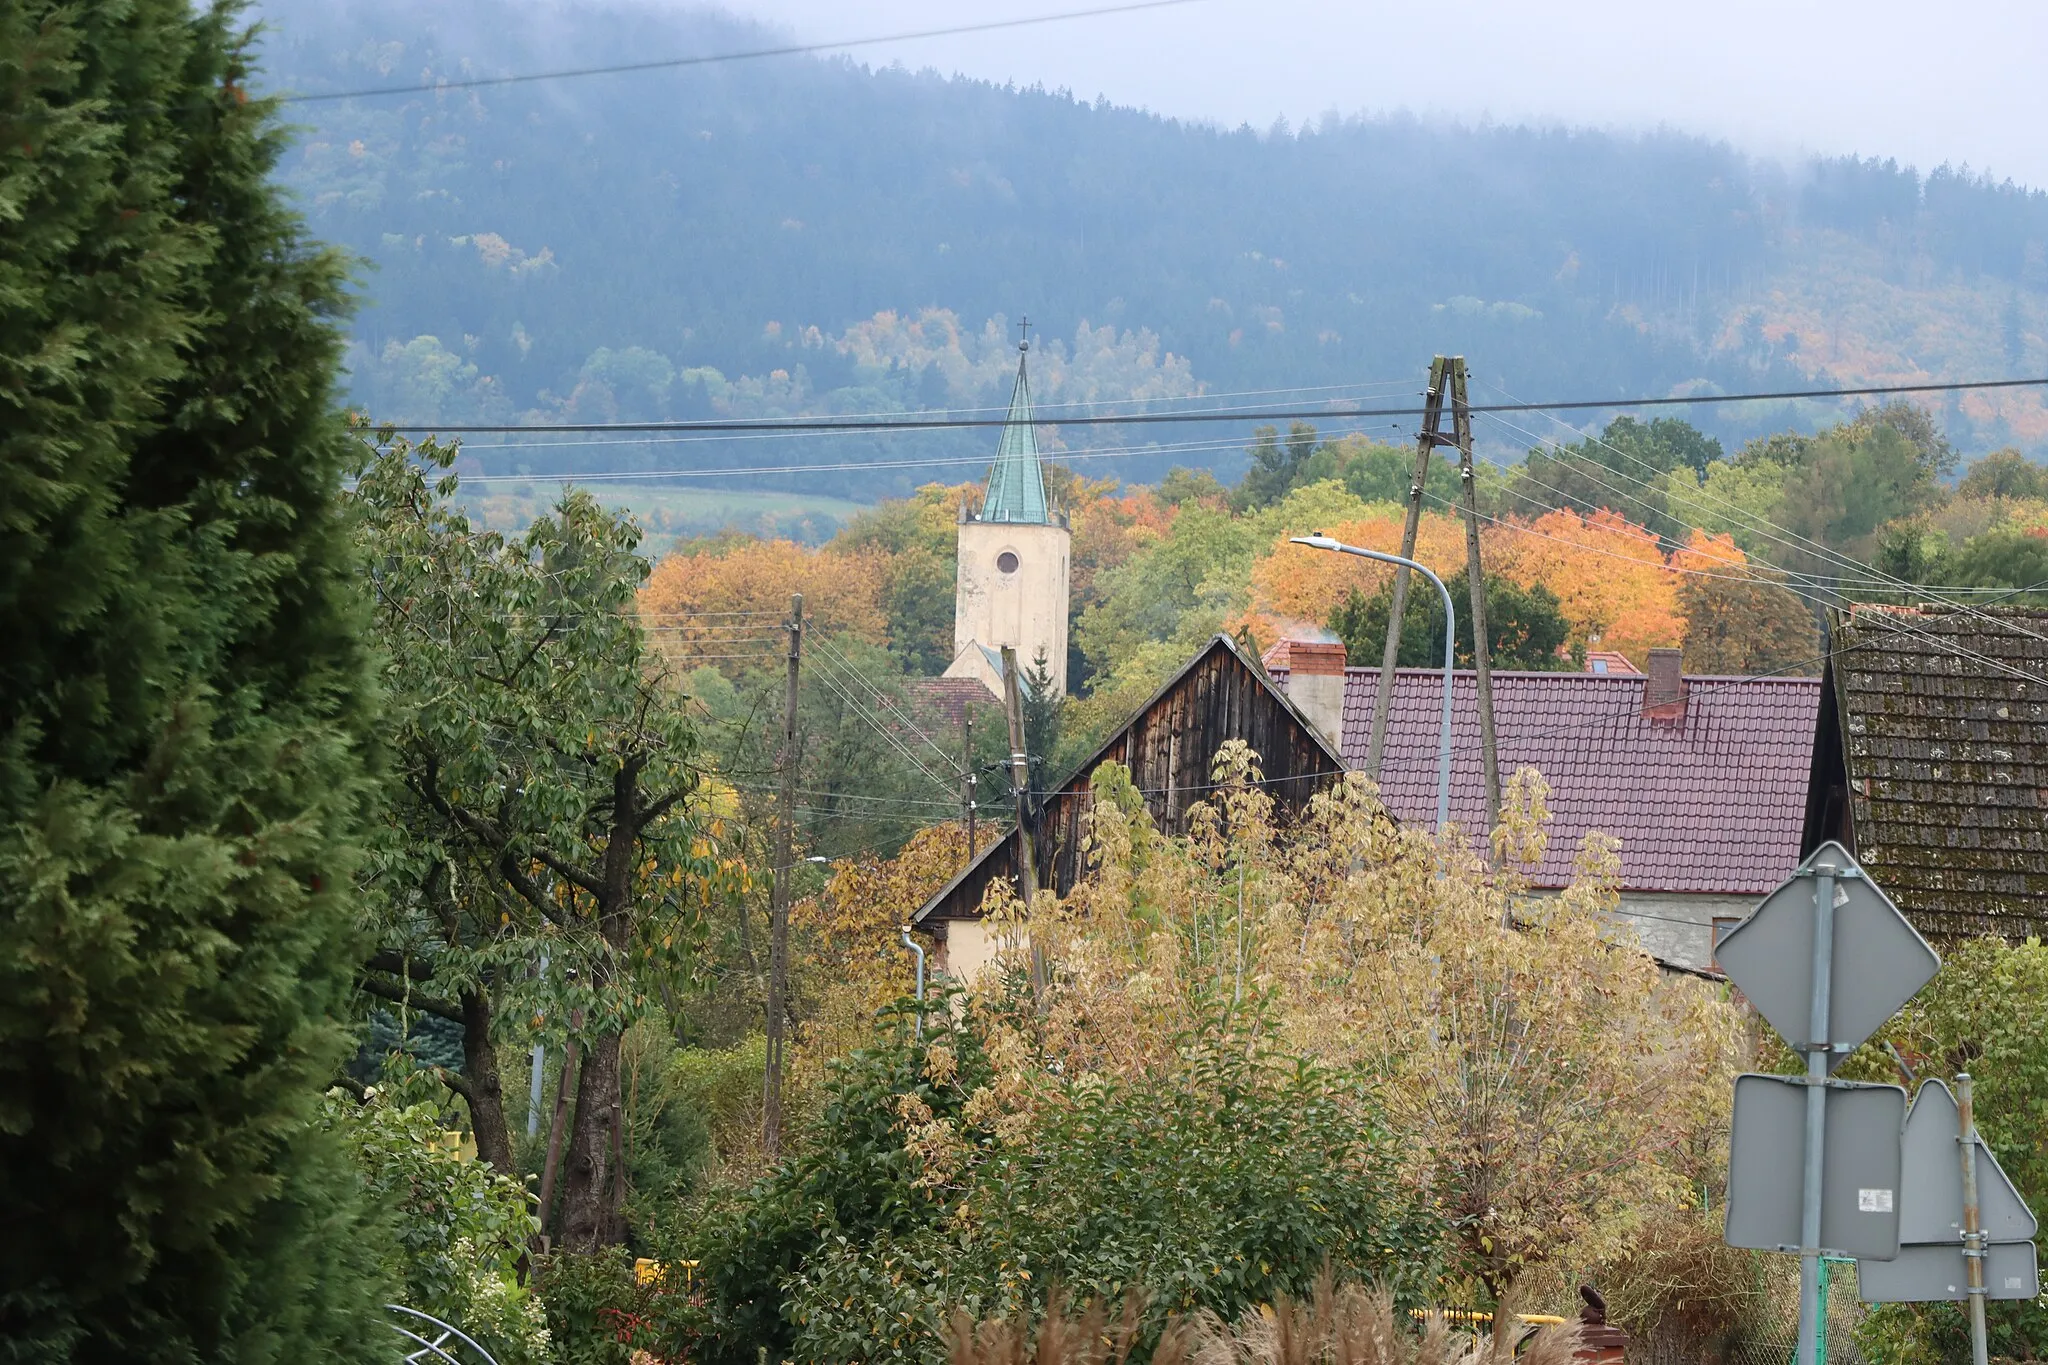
[{"x1": 699, "y1": 0, "x2": 2048, "y2": 190}]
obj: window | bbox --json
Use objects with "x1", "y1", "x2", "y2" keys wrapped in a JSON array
[{"x1": 996, "y1": 551, "x2": 1020, "y2": 574}]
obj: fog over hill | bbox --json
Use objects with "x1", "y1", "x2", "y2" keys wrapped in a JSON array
[{"x1": 256, "y1": 0, "x2": 2048, "y2": 501}]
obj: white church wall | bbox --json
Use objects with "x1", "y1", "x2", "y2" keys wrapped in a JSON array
[{"x1": 951, "y1": 519, "x2": 1070, "y2": 695}]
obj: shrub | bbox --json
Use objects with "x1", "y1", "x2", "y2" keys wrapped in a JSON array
[
  {"x1": 324, "y1": 1092, "x2": 549, "y2": 1363},
  {"x1": 687, "y1": 998, "x2": 1437, "y2": 1365}
]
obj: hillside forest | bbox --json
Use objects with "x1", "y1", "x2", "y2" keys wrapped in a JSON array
[{"x1": 253, "y1": 0, "x2": 2048, "y2": 507}]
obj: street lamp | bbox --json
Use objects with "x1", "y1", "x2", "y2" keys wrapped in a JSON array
[{"x1": 1289, "y1": 534, "x2": 1455, "y2": 831}]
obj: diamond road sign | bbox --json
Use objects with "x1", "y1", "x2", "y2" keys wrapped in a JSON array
[
  {"x1": 1726, "y1": 1073, "x2": 1908, "y2": 1259},
  {"x1": 1859, "y1": 1241, "x2": 2041, "y2": 1303},
  {"x1": 1716, "y1": 841, "x2": 1939, "y2": 1067},
  {"x1": 1894, "y1": 1080, "x2": 2037, "y2": 1245}
]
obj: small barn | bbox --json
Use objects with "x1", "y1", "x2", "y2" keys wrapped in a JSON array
[
  {"x1": 1803, "y1": 604, "x2": 2048, "y2": 939},
  {"x1": 912, "y1": 634, "x2": 1346, "y2": 976}
]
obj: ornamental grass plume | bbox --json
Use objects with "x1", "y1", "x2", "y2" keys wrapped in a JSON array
[{"x1": 940, "y1": 1278, "x2": 1580, "y2": 1365}]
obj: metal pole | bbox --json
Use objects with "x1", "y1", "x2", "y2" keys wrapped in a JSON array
[
  {"x1": 1958, "y1": 1072, "x2": 1990, "y2": 1365},
  {"x1": 526, "y1": 952, "x2": 550, "y2": 1138},
  {"x1": 899, "y1": 924, "x2": 926, "y2": 1039},
  {"x1": 1290, "y1": 535, "x2": 1455, "y2": 830},
  {"x1": 1797, "y1": 858, "x2": 1838, "y2": 1365},
  {"x1": 1367, "y1": 357, "x2": 1449, "y2": 778}
]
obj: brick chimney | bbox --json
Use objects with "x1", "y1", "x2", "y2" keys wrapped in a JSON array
[
  {"x1": 1642, "y1": 647, "x2": 1687, "y2": 724},
  {"x1": 1280, "y1": 639, "x2": 1347, "y2": 751}
]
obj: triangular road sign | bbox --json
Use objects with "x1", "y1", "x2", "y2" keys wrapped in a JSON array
[{"x1": 1895, "y1": 1079, "x2": 2037, "y2": 1245}]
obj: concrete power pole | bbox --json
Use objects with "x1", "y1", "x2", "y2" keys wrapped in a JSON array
[
  {"x1": 1366, "y1": 357, "x2": 1449, "y2": 778},
  {"x1": 762, "y1": 593, "x2": 801, "y2": 1159},
  {"x1": 1448, "y1": 357, "x2": 1501, "y2": 830},
  {"x1": 1363, "y1": 355, "x2": 1500, "y2": 831},
  {"x1": 961, "y1": 701, "x2": 977, "y2": 859},
  {"x1": 1000, "y1": 646, "x2": 1044, "y2": 1004}
]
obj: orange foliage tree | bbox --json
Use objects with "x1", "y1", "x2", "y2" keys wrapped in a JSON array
[
  {"x1": 1490, "y1": 508, "x2": 1684, "y2": 669},
  {"x1": 1246, "y1": 510, "x2": 1479, "y2": 646},
  {"x1": 639, "y1": 537, "x2": 888, "y2": 673}
]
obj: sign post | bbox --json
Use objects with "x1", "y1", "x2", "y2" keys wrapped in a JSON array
[
  {"x1": 1717, "y1": 842, "x2": 1940, "y2": 1365},
  {"x1": 1855, "y1": 1077, "x2": 2038, "y2": 1365}
]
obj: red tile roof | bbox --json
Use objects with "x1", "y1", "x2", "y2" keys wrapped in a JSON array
[
  {"x1": 1273, "y1": 666, "x2": 1822, "y2": 895},
  {"x1": 904, "y1": 676, "x2": 998, "y2": 730}
]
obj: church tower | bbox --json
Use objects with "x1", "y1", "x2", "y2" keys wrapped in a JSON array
[{"x1": 942, "y1": 324, "x2": 1071, "y2": 697}]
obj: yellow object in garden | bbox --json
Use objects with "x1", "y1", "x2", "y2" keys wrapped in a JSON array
[{"x1": 635, "y1": 1258, "x2": 699, "y2": 1290}]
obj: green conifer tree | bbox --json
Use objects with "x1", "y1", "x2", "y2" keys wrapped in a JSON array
[{"x1": 0, "y1": 2, "x2": 388, "y2": 1356}]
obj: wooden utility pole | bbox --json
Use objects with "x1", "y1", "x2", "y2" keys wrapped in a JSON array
[
  {"x1": 1448, "y1": 358, "x2": 1501, "y2": 830},
  {"x1": 961, "y1": 701, "x2": 977, "y2": 858},
  {"x1": 1000, "y1": 646, "x2": 1044, "y2": 1003},
  {"x1": 762, "y1": 593, "x2": 801, "y2": 1159},
  {"x1": 1366, "y1": 357, "x2": 1450, "y2": 777}
]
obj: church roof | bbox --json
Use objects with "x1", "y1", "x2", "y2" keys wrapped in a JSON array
[{"x1": 979, "y1": 345, "x2": 1050, "y2": 524}]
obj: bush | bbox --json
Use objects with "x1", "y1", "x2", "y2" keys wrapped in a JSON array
[
  {"x1": 324, "y1": 1092, "x2": 549, "y2": 1363},
  {"x1": 685, "y1": 998, "x2": 1438, "y2": 1365}
]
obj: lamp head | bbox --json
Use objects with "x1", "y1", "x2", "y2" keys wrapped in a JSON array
[{"x1": 1290, "y1": 533, "x2": 1341, "y2": 551}]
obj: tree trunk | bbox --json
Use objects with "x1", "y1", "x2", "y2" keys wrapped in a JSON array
[
  {"x1": 556, "y1": 761, "x2": 642, "y2": 1252},
  {"x1": 461, "y1": 984, "x2": 513, "y2": 1172},
  {"x1": 556, "y1": 1028, "x2": 624, "y2": 1251}
]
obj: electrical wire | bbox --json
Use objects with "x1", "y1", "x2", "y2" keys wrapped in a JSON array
[
  {"x1": 381, "y1": 374, "x2": 2048, "y2": 436},
  {"x1": 1474, "y1": 381, "x2": 2048, "y2": 646},
  {"x1": 272, "y1": 0, "x2": 1207, "y2": 104},
  {"x1": 435, "y1": 421, "x2": 1408, "y2": 484}
]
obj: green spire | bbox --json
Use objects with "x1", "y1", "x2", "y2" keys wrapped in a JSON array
[{"x1": 980, "y1": 330, "x2": 1050, "y2": 524}]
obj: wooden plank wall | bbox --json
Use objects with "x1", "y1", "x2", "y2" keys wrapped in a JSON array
[{"x1": 925, "y1": 641, "x2": 1343, "y2": 922}]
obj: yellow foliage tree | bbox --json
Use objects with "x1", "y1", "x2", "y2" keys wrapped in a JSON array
[
  {"x1": 967, "y1": 746, "x2": 1743, "y2": 1317},
  {"x1": 638, "y1": 536, "x2": 887, "y2": 673}
]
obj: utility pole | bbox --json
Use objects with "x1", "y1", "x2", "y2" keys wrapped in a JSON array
[
  {"x1": 762, "y1": 593, "x2": 801, "y2": 1160},
  {"x1": 1449, "y1": 357, "x2": 1501, "y2": 830},
  {"x1": 1366, "y1": 356, "x2": 1449, "y2": 777},
  {"x1": 1000, "y1": 646, "x2": 1043, "y2": 1003},
  {"x1": 1958, "y1": 1072, "x2": 1991, "y2": 1365},
  {"x1": 961, "y1": 701, "x2": 977, "y2": 858}
]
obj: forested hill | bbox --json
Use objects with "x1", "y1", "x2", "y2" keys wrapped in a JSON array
[{"x1": 258, "y1": 0, "x2": 2048, "y2": 498}]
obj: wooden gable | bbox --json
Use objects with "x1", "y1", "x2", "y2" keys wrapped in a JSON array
[{"x1": 912, "y1": 634, "x2": 1346, "y2": 927}]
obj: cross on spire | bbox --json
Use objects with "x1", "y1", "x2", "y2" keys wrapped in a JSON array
[{"x1": 1017, "y1": 315, "x2": 1031, "y2": 352}]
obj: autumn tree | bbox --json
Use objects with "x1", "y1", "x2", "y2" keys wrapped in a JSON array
[
  {"x1": 1958, "y1": 449, "x2": 2048, "y2": 501},
  {"x1": 1328, "y1": 569, "x2": 1577, "y2": 671},
  {"x1": 1006, "y1": 752, "x2": 1743, "y2": 1316},
  {"x1": 1678, "y1": 569, "x2": 1818, "y2": 674},
  {"x1": 351, "y1": 436, "x2": 705, "y2": 1250},
  {"x1": 0, "y1": 3, "x2": 391, "y2": 1354}
]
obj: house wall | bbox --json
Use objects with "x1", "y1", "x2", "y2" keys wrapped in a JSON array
[
  {"x1": 953, "y1": 519, "x2": 1070, "y2": 694},
  {"x1": 1615, "y1": 891, "x2": 1756, "y2": 973}
]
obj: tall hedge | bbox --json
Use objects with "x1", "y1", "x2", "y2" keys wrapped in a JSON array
[{"x1": 0, "y1": 2, "x2": 388, "y2": 1357}]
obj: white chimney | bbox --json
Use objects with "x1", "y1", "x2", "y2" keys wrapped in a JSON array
[{"x1": 1281, "y1": 639, "x2": 1347, "y2": 751}]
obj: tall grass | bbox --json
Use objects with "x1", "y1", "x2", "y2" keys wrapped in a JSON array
[{"x1": 942, "y1": 1278, "x2": 1583, "y2": 1365}]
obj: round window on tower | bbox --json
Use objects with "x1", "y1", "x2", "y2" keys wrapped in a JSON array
[{"x1": 997, "y1": 551, "x2": 1020, "y2": 574}]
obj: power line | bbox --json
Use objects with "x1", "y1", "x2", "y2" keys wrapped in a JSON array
[
  {"x1": 1473, "y1": 386, "x2": 2048, "y2": 649},
  {"x1": 377, "y1": 374, "x2": 2048, "y2": 437},
  {"x1": 273, "y1": 0, "x2": 1206, "y2": 105}
]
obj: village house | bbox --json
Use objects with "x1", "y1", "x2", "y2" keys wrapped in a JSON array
[
  {"x1": 1803, "y1": 603, "x2": 2048, "y2": 940},
  {"x1": 916, "y1": 632, "x2": 1823, "y2": 976}
]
